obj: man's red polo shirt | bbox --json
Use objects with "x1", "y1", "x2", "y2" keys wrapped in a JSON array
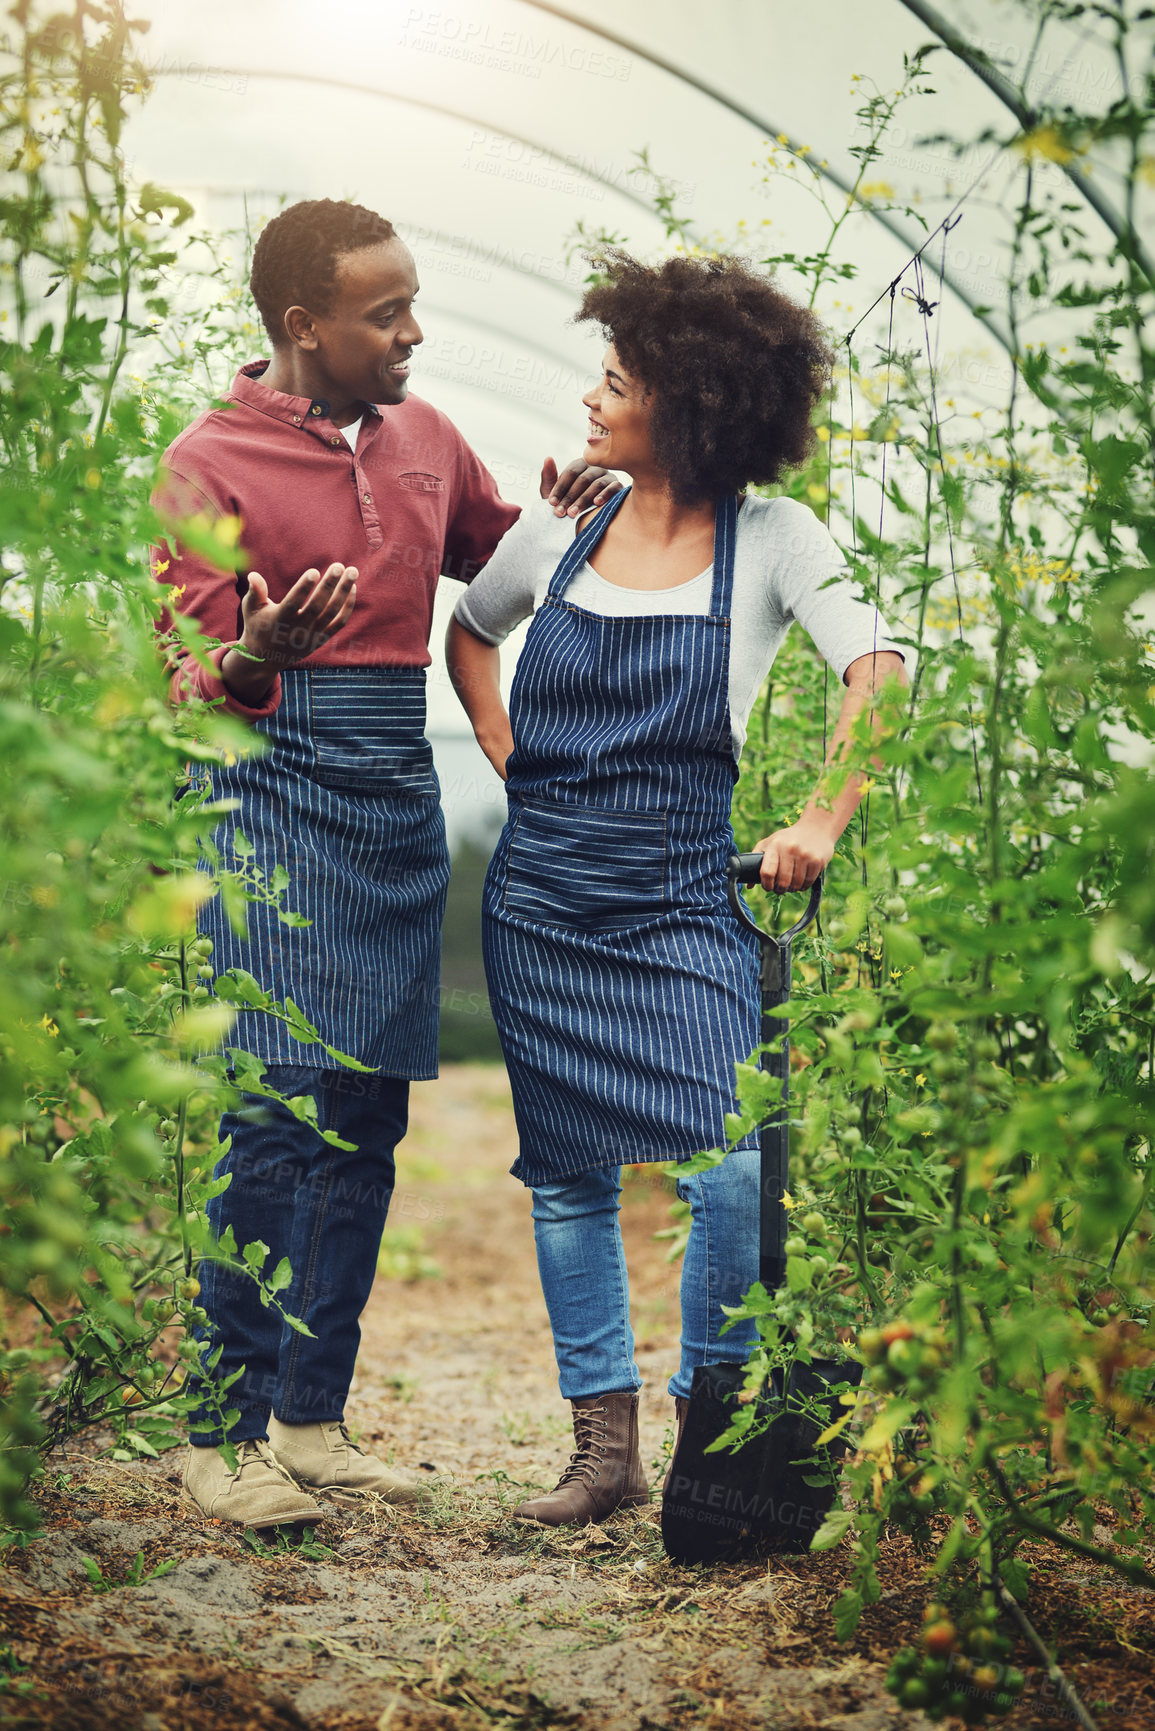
[{"x1": 152, "y1": 361, "x2": 521, "y2": 717}]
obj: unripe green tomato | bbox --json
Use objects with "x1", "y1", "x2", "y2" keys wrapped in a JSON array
[
  {"x1": 27, "y1": 1240, "x2": 62, "y2": 1272},
  {"x1": 158, "y1": 1119, "x2": 178, "y2": 1139},
  {"x1": 196, "y1": 964, "x2": 214, "y2": 979},
  {"x1": 190, "y1": 985, "x2": 211, "y2": 1003},
  {"x1": 189, "y1": 937, "x2": 213, "y2": 958},
  {"x1": 974, "y1": 1036, "x2": 999, "y2": 1061},
  {"x1": 922, "y1": 1658, "x2": 948, "y2": 1688},
  {"x1": 882, "y1": 893, "x2": 908, "y2": 920},
  {"x1": 857, "y1": 1327, "x2": 884, "y2": 1362},
  {"x1": 931, "y1": 1054, "x2": 965, "y2": 1081},
  {"x1": 900, "y1": 1679, "x2": 929, "y2": 1710},
  {"x1": 809, "y1": 1254, "x2": 830, "y2": 1277},
  {"x1": 1004, "y1": 1669, "x2": 1025, "y2": 1694},
  {"x1": 841, "y1": 1127, "x2": 864, "y2": 1149},
  {"x1": 784, "y1": 1235, "x2": 807, "y2": 1258},
  {"x1": 801, "y1": 1211, "x2": 826, "y2": 1237},
  {"x1": 927, "y1": 1022, "x2": 958, "y2": 1051},
  {"x1": 1092, "y1": 1308, "x2": 1110, "y2": 1325}
]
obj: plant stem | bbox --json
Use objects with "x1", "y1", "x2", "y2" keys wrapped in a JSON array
[
  {"x1": 988, "y1": 1456, "x2": 1155, "y2": 1591},
  {"x1": 994, "y1": 1577, "x2": 1101, "y2": 1731},
  {"x1": 175, "y1": 938, "x2": 192, "y2": 1279},
  {"x1": 28, "y1": 1293, "x2": 74, "y2": 1357}
]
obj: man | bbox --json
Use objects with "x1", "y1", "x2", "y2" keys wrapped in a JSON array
[{"x1": 155, "y1": 198, "x2": 614, "y2": 1527}]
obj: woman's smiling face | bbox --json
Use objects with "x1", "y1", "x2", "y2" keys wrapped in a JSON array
[{"x1": 581, "y1": 346, "x2": 654, "y2": 479}]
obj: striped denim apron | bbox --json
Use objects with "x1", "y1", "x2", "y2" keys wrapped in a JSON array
[
  {"x1": 196, "y1": 665, "x2": 448, "y2": 1076},
  {"x1": 482, "y1": 490, "x2": 760, "y2": 1184}
]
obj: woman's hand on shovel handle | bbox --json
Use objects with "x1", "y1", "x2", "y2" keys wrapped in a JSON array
[
  {"x1": 754, "y1": 651, "x2": 910, "y2": 893},
  {"x1": 753, "y1": 817, "x2": 835, "y2": 894}
]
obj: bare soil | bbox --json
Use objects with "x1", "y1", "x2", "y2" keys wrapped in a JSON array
[{"x1": 2, "y1": 1066, "x2": 1152, "y2": 1731}]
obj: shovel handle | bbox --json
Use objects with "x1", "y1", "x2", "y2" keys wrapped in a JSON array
[{"x1": 726, "y1": 853, "x2": 823, "y2": 945}]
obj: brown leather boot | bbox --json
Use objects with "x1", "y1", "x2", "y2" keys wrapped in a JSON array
[
  {"x1": 514, "y1": 1391, "x2": 649, "y2": 1526},
  {"x1": 662, "y1": 1396, "x2": 690, "y2": 1494}
]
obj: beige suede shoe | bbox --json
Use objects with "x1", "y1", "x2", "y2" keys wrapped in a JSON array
[
  {"x1": 182, "y1": 1438, "x2": 326, "y2": 1528},
  {"x1": 267, "y1": 1416, "x2": 427, "y2": 1505}
]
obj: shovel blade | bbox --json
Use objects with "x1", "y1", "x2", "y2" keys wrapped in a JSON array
[{"x1": 661, "y1": 1356, "x2": 862, "y2": 1565}]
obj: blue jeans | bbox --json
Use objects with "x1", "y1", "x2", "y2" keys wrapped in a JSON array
[
  {"x1": 188, "y1": 1063, "x2": 409, "y2": 1446},
  {"x1": 530, "y1": 1149, "x2": 760, "y2": 1401}
]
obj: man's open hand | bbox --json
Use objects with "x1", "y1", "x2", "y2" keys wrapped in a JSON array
[
  {"x1": 240, "y1": 563, "x2": 357, "y2": 668},
  {"x1": 221, "y1": 562, "x2": 357, "y2": 704},
  {"x1": 540, "y1": 457, "x2": 621, "y2": 518}
]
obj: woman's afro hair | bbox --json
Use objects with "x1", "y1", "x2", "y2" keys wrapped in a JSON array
[
  {"x1": 576, "y1": 250, "x2": 834, "y2": 504},
  {"x1": 249, "y1": 199, "x2": 397, "y2": 345}
]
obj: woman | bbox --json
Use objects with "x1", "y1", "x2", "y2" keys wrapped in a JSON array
[{"x1": 446, "y1": 251, "x2": 908, "y2": 1526}]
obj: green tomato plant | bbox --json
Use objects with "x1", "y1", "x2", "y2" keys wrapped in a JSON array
[
  {"x1": 0, "y1": 0, "x2": 365, "y2": 1533},
  {"x1": 591, "y1": 12, "x2": 1155, "y2": 1716}
]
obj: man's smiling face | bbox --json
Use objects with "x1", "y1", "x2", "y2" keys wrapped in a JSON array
[{"x1": 306, "y1": 238, "x2": 424, "y2": 408}]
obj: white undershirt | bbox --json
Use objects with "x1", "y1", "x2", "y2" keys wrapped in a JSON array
[
  {"x1": 455, "y1": 494, "x2": 911, "y2": 754},
  {"x1": 338, "y1": 415, "x2": 363, "y2": 449}
]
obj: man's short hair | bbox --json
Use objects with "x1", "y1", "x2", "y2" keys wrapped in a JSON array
[{"x1": 249, "y1": 199, "x2": 396, "y2": 345}]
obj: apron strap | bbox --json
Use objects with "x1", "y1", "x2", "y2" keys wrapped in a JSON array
[
  {"x1": 708, "y1": 493, "x2": 740, "y2": 619},
  {"x1": 547, "y1": 487, "x2": 630, "y2": 600}
]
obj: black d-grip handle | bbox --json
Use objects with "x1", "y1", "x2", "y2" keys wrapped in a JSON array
[
  {"x1": 726, "y1": 852, "x2": 823, "y2": 945},
  {"x1": 729, "y1": 851, "x2": 768, "y2": 887}
]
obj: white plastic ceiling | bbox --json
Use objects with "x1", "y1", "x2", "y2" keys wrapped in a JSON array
[{"x1": 123, "y1": 0, "x2": 1151, "y2": 759}]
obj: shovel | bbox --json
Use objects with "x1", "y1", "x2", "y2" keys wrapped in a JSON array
[{"x1": 660, "y1": 852, "x2": 862, "y2": 1564}]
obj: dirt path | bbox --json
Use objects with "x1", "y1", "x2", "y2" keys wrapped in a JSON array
[{"x1": 2, "y1": 1067, "x2": 1153, "y2": 1731}]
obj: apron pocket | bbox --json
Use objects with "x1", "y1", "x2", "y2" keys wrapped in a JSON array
[
  {"x1": 504, "y1": 799, "x2": 667, "y2": 928},
  {"x1": 308, "y1": 669, "x2": 437, "y2": 797}
]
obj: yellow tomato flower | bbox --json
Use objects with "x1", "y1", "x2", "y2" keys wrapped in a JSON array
[{"x1": 1014, "y1": 124, "x2": 1076, "y2": 165}]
